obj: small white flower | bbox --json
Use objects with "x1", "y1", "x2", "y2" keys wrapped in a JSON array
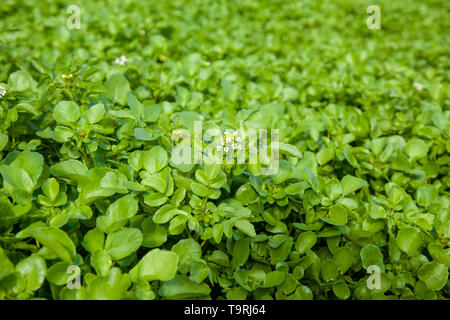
[
  {"x1": 115, "y1": 55, "x2": 127, "y2": 66},
  {"x1": 0, "y1": 85, "x2": 6, "y2": 98},
  {"x1": 216, "y1": 146, "x2": 222, "y2": 151},
  {"x1": 226, "y1": 136, "x2": 233, "y2": 143},
  {"x1": 62, "y1": 74, "x2": 66, "y2": 78},
  {"x1": 413, "y1": 82, "x2": 424, "y2": 91},
  {"x1": 171, "y1": 129, "x2": 185, "y2": 141},
  {"x1": 235, "y1": 136, "x2": 241, "y2": 142},
  {"x1": 225, "y1": 129, "x2": 235, "y2": 135},
  {"x1": 224, "y1": 147, "x2": 229, "y2": 152}
]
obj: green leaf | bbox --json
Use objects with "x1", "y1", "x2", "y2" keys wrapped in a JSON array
[
  {"x1": 1, "y1": 152, "x2": 44, "y2": 194},
  {"x1": 0, "y1": 165, "x2": 34, "y2": 193},
  {"x1": 234, "y1": 219, "x2": 256, "y2": 237},
  {"x1": 86, "y1": 268, "x2": 124, "y2": 300},
  {"x1": 127, "y1": 92, "x2": 144, "y2": 120},
  {"x1": 369, "y1": 204, "x2": 387, "y2": 220},
  {"x1": 46, "y1": 262, "x2": 72, "y2": 285},
  {"x1": 304, "y1": 167, "x2": 321, "y2": 192},
  {"x1": 106, "y1": 73, "x2": 130, "y2": 105},
  {"x1": 0, "y1": 247, "x2": 15, "y2": 280},
  {"x1": 134, "y1": 127, "x2": 160, "y2": 141},
  {"x1": 168, "y1": 214, "x2": 188, "y2": 235},
  {"x1": 189, "y1": 260, "x2": 209, "y2": 284},
  {"x1": 332, "y1": 281, "x2": 350, "y2": 300},
  {"x1": 50, "y1": 159, "x2": 88, "y2": 183},
  {"x1": 28, "y1": 227, "x2": 76, "y2": 263},
  {"x1": 171, "y1": 239, "x2": 202, "y2": 274},
  {"x1": 153, "y1": 205, "x2": 186, "y2": 224},
  {"x1": 91, "y1": 250, "x2": 112, "y2": 276},
  {"x1": 143, "y1": 104, "x2": 161, "y2": 123},
  {"x1": 86, "y1": 103, "x2": 105, "y2": 124},
  {"x1": 325, "y1": 178, "x2": 343, "y2": 201},
  {"x1": 396, "y1": 227, "x2": 423, "y2": 255},
  {"x1": 295, "y1": 231, "x2": 317, "y2": 254},
  {"x1": 232, "y1": 238, "x2": 250, "y2": 269},
  {"x1": 321, "y1": 258, "x2": 339, "y2": 282},
  {"x1": 405, "y1": 138, "x2": 428, "y2": 160},
  {"x1": 279, "y1": 142, "x2": 303, "y2": 158},
  {"x1": 97, "y1": 194, "x2": 139, "y2": 233},
  {"x1": 317, "y1": 148, "x2": 334, "y2": 165},
  {"x1": 53, "y1": 101, "x2": 80, "y2": 125},
  {"x1": 191, "y1": 182, "x2": 210, "y2": 197},
  {"x1": 77, "y1": 168, "x2": 118, "y2": 205},
  {"x1": 141, "y1": 217, "x2": 167, "y2": 248},
  {"x1": 341, "y1": 175, "x2": 367, "y2": 195},
  {"x1": 158, "y1": 275, "x2": 211, "y2": 299},
  {"x1": 8, "y1": 70, "x2": 36, "y2": 92},
  {"x1": 333, "y1": 247, "x2": 354, "y2": 274},
  {"x1": 105, "y1": 228, "x2": 143, "y2": 260},
  {"x1": 416, "y1": 185, "x2": 438, "y2": 207},
  {"x1": 322, "y1": 205, "x2": 347, "y2": 226},
  {"x1": 0, "y1": 132, "x2": 8, "y2": 151},
  {"x1": 144, "y1": 192, "x2": 168, "y2": 207},
  {"x1": 143, "y1": 146, "x2": 168, "y2": 173},
  {"x1": 262, "y1": 271, "x2": 285, "y2": 288},
  {"x1": 42, "y1": 178, "x2": 59, "y2": 202},
  {"x1": 417, "y1": 262, "x2": 448, "y2": 290},
  {"x1": 82, "y1": 228, "x2": 105, "y2": 253},
  {"x1": 289, "y1": 285, "x2": 313, "y2": 300},
  {"x1": 360, "y1": 244, "x2": 384, "y2": 271},
  {"x1": 130, "y1": 249, "x2": 178, "y2": 282},
  {"x1": 16, "y1": 255, "x2": 47, "y2": 291}
]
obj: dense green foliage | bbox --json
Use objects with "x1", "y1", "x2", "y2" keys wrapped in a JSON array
[{"x1": 0, "y1": 0, "x2": 449, "y2": 300}]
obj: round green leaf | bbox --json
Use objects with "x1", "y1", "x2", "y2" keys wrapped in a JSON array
[
  {"x1": 397, "y1": 227, "x2": 423, "y2": 255},
  {"x1": 417, "y1": 262, "x2": 448, "y2": 290},
  {"x1": 16, "y1": 255, "x2": 47, "y2": 291},
  {"x1": 295, "y1": 231, "x2": 317, "y2": 254},
  {"x1": 360, "y1": 244, "x2": 384, "y2": 270},
  {"x1": 405, "y1": 138, "x2": 428, "y2": 160},
  {"x1": 322, "y1": 205, "x2": 347, "y2": 226},
  {"x1": 53, "y1": 101, "x2": 80, "y2": 125},
  {"x1": 130, "y1": 249, "x2": 178, "y2": 282},
  {"x1": 332, "y1": 281, "x2": 350, "y2": 300},
  {"x1": 105, "y1": 228, "x2": 143, "y2": 260}
]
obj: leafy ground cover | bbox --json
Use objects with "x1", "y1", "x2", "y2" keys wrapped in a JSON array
[{"x1": 0, "y1": 0, "x2": 449, "y2": 300}]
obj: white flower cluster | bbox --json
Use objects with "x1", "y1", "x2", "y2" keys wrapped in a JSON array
[
  {"x1": 171, "y1": 129, "x2": 185, "y2": 141},
  {"x1": 61, "y1": 74, "x2": 73, "y2": 79},
  {"x1": 216, "y1": 129, "x2": 243, "y2": 152},
  {"x1": 0, "y1": 85, "x2": 6, "y2": 98},
  {"x1": 413, "y1": 82, "x2": 424, "y2": 91},
  {"x1": 115, "y1": 55, "x2": 127, "y2": 66}
]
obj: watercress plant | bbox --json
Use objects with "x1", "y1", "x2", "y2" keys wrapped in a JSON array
[{"x1": 0, "y1": 0, "x2": 448, "y2": 300}]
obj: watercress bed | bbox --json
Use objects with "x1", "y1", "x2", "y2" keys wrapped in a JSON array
[{"x1": 0, "y1": 0, "x2": 448, "y2": 300}]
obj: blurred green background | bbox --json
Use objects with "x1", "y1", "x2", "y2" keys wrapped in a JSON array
[{"x1": 0, "y1": 0, "x2": 448, "y2": 110}]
